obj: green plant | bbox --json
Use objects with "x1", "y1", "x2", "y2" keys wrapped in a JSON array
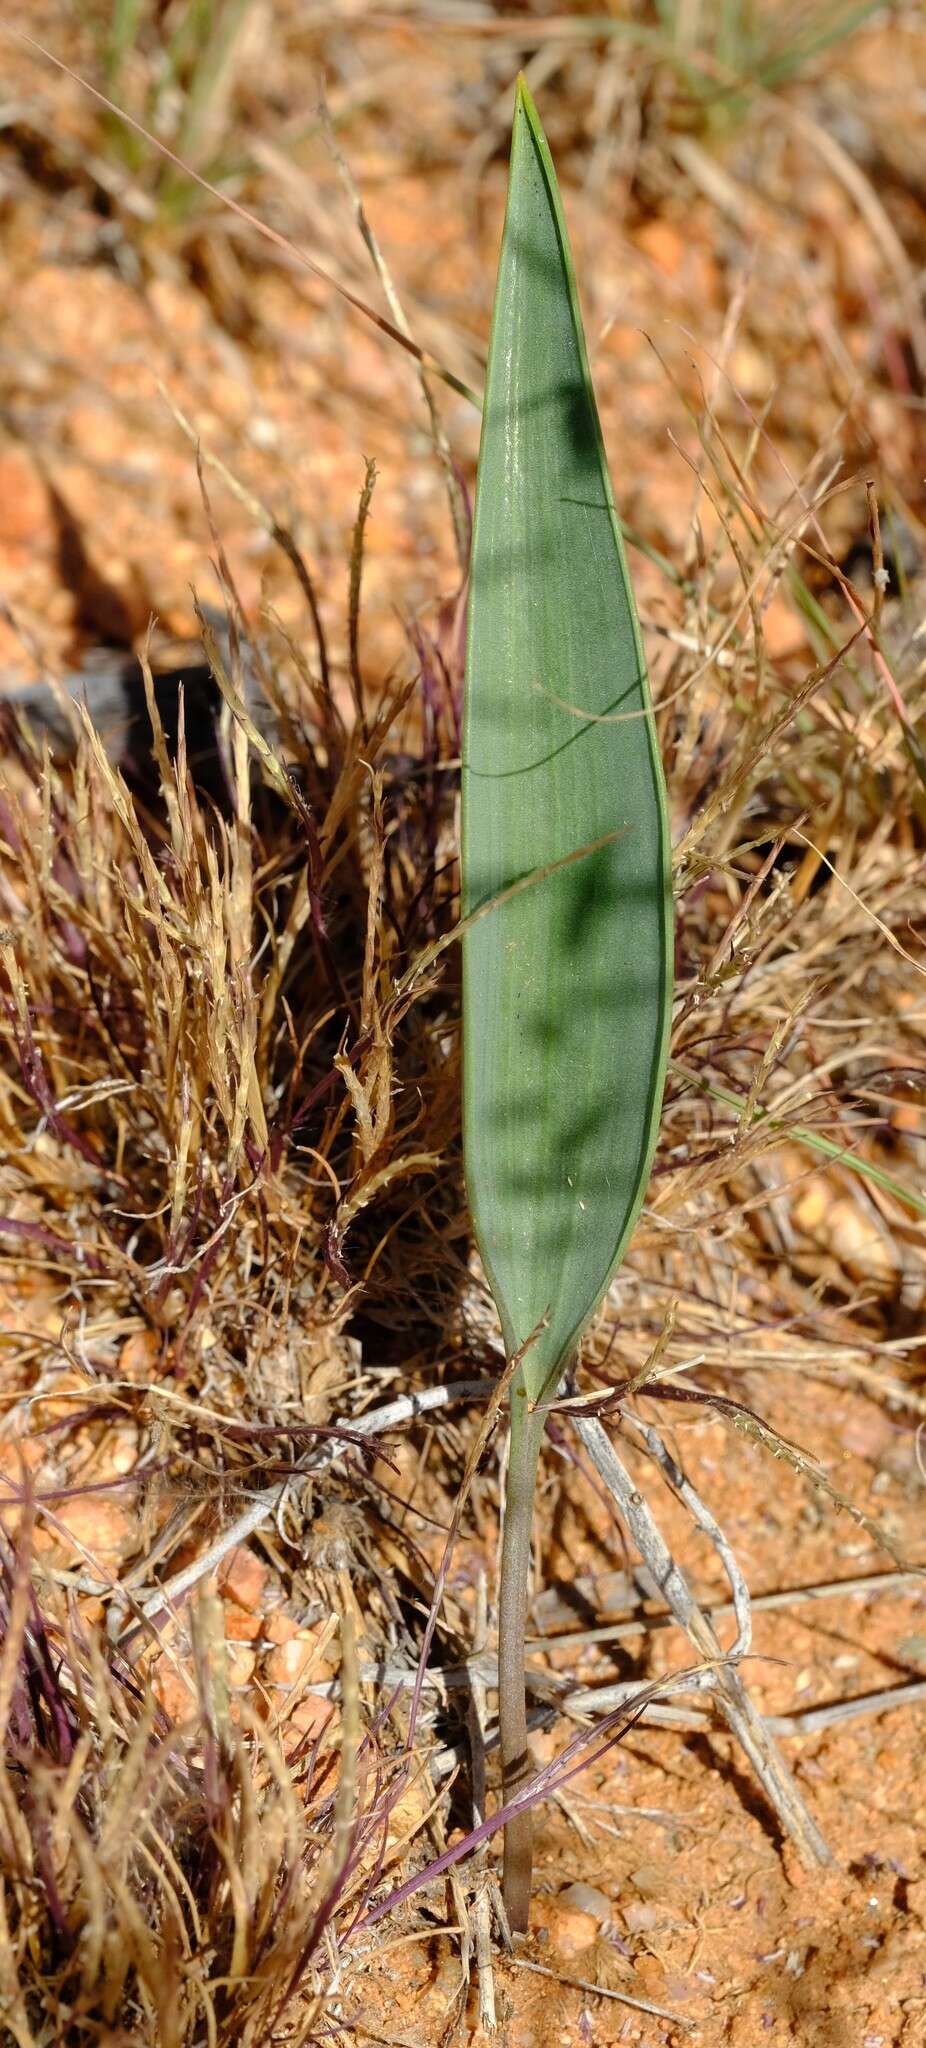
[
  {"x1": 461, "y1": 80, "x2": 673, "y2": 1930},
  {"x1": 96, "y1": 0, "x2": 256, "y2": 220},
  {"x1": 652, "y1": 0, "x2": 884, "y2": 119}
]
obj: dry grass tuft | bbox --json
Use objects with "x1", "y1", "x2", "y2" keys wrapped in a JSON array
[
  {"x1": 0, "y1": 492, "x2": 475, "y2": 2036},
  {"x1": 0, "y1": 1517, "x2": 393, "y2": 2046}
]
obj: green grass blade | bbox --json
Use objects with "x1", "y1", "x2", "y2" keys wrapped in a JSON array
[
  {"x1": 102, "y1": 0, "x2": 145, "y2": 93},
  {"x1": 462, "y1": 78, "x2": 673, "y2": 1412}
]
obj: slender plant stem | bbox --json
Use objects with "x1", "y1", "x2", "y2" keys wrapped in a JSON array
[
  {"x1": 574, "y1": 1415, "x2": 832, "y2": 1866},
  {"x1": 498, "y1": 1384, "x2": 545, "y2": 1930}
]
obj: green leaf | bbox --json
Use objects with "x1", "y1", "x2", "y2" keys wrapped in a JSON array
[{"x1": 462, "y1": 78, "x2": 673, "y2": 1408}]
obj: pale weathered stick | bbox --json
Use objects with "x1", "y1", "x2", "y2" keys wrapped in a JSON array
[
  {"x1": 510, "y1": 1957, "x2": 695, "y2": 2031},
  {"x1": 429, "y1": 1665, "x2": 926, "y2": 1782},
  {"x1": 622, "y1": 1412, "x2": 752, "y2": 1656},
  {"x1": 528, "y1": 1566, "x2": 923, "y2": 1651},
  {"x1": 573, "y1": 1415, "x2": 832, "y2": 1866},
  {"x1": 767, "y1": 1678, "x2": 926, "y2": 1736},
  {"x1": 311, "y1": 1649, "x2": 923, "y2": 1749},
  {"x1": 117, "y1": 1379, "x2": 493, "y2": 1652}
]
